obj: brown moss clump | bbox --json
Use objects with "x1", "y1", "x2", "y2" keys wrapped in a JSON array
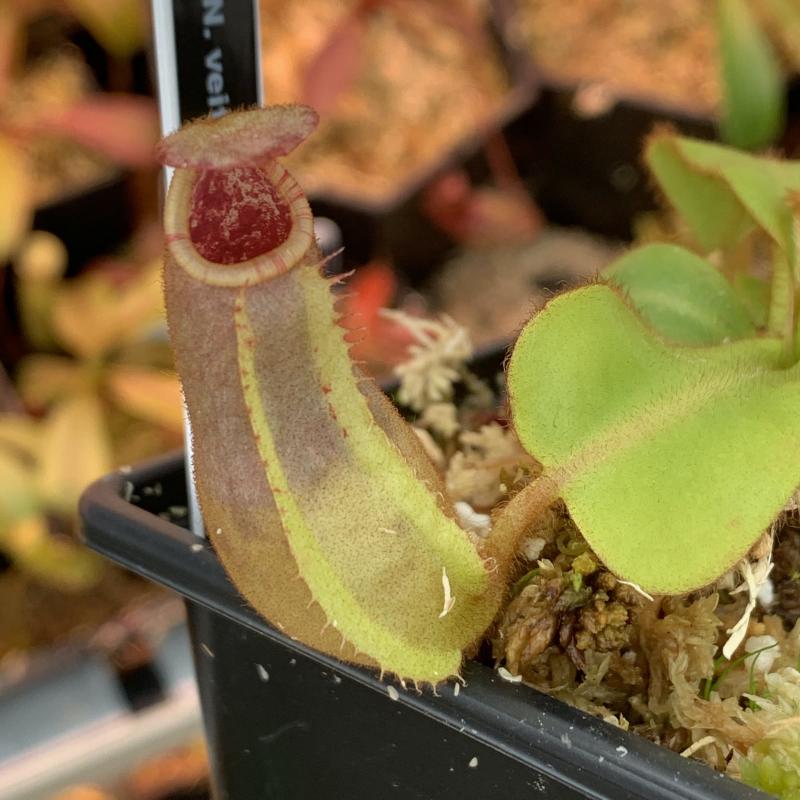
[
  {"x1": 492, "y1": 508, "x2": 647, "y2": 709},
  {"x1": 489, "y1": 505, "x2": 785, "y2": 758},
  {"x1": 772, "y1": 522, "x2": 800, "y2": 628},
  {"x1": 492, "y1": 509, "x2": 800, "y2": 775}
]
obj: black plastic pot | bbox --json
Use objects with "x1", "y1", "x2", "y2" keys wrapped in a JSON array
[
  {"x1": 505, "y1": 73, "x2": 800, "y2": 242},
  {"x1": 0, "y1": 171, "x2": 135, "y2": 372},
  {"x1": 504, "y1": 80, "x2": 717, "y2": 241},
  {"x1": 26, "y1": 11, "x2": 152, "y2": 96},
  {"x1": 81, "y1": 458, "x2": 767, "y2": 796},
  {"x1": 33, "y1": 173, "x2": 135, "y2": 274}
]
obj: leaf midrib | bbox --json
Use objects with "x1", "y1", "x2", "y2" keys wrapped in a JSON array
[
  {"x1": 546, "y1": 357, "x2": 800, "y2": 491},
  {"x1": 626, "y1": 285, "x2": 747, "y2": 341}
]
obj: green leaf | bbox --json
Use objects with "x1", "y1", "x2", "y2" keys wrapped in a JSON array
[
  {"x1": 718, "y1": 0, "x2": 785, "y2": 150},
  {"x1": 506, "y1": 284, "x2": 799, "y2": 594},
  {"x1": 1, "y1": 515, "x2": 104, "y2": 591},
  {"x1": 603, "y1": 243, "x2": 756, "y2": 344},
  {"x1": 0, "y1": 447, "x2": 39, "y2": 529},
  {"x1": 37, "y1": 394, "x2": 112, "y2": 515},
  {"x1": 645, "y1": 134, "x2": 800, "y2": 256},
  {"x1": 646, "y1": 136, "x2": 751, "y2": 252},
  {"x1": 733, "y1": 273, "x2": 770, "y2": 327}
]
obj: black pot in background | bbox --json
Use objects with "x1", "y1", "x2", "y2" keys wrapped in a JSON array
[
  {"x1": 504, "y1": 81, "x2": 717, "y2": 241},
  {"x1": 0, "y1": 172, "x2": 134, "y2": 371},
  {"x1": 26, "y1": 12, "x2": 152, "y2": 96},
  {"x1": 301, "y1": 6, "x2": 539, "y2": 284},
  {"x1": 33, "y1": 173, "x2": 135, "y2": 275}
]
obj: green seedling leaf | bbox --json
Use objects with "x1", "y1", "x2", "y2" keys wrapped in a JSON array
[
  {"x1": 603, "y1": 243, "x2": 756, "y2": 344},
  {"x1": 717, "y1": 0, "x2": 785, "y2": 150},
  {"x1": 503, "y1": 284, "x2": 799, "y2": 595},
  {"x1": 733, "y1": 273, "x2": 770, "y2": 328},
  {"x1": 645, "y1": 134, "x2": 800, "y2": 256},
  {"x1": 1, "y1": 514, "x2": 103, "y2": 591},
  {"x1": 37, "y1": 394, "x2": 112, "y2": 515},
  {"x1": 0, "y1": 447, "x2": 39, "y2": 529},
  {"x1": 161, "y1": 107, "x2": 503, "y2": 683},
  {"x1": 647, "y1": 135, "x2": 800, "y2": 357}
]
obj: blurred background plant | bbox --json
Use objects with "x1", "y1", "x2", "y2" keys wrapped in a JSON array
[
  {"x1": 0, "y1": 0, "x2": 157, "y2": 266},
  {"x1": 0, "y1": 238, "x2": 182, "y2": 656},
  {"x1": 511, "y1": 0, "x2": 800, "y2": 149},
  {"x1": 260, "y1": 0, "x2": 521, "y2": 203},
  {"x1": 0, "y1": 0, "x2": 179, "y2": 659}
]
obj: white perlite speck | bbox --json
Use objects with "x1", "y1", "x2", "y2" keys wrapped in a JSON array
[
  {"x1": 758, "y1": 577, "x2": 775, "y2": 608},
  {"x1": 616, "y1": 746, "x2": 628, "y2": 757},
  {"x1": 497, "y1": 666, "x2": 522, "y2": 683},
  {"x1": 387, "y1": 686, "x2": 400, "y2": 701},
  {"x1": 468, "y1": 757, "x2": 478, "y2": 768},
  {"x1": 255, "y1": 664, "x2": 269, "y2": 682},
  {"x1": 744, "y1": 635, "x2": 780, "y2": 673},
  {"x1": 454, "y1": 501, "x2": 491, "y2": 538},
  {"x1": 521, "y1": 536, "x2": 546, "y2": 561}
]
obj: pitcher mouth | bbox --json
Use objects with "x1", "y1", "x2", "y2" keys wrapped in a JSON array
[{"x1": 164, "y1": 160, "x2": 314, "y2": 287}]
